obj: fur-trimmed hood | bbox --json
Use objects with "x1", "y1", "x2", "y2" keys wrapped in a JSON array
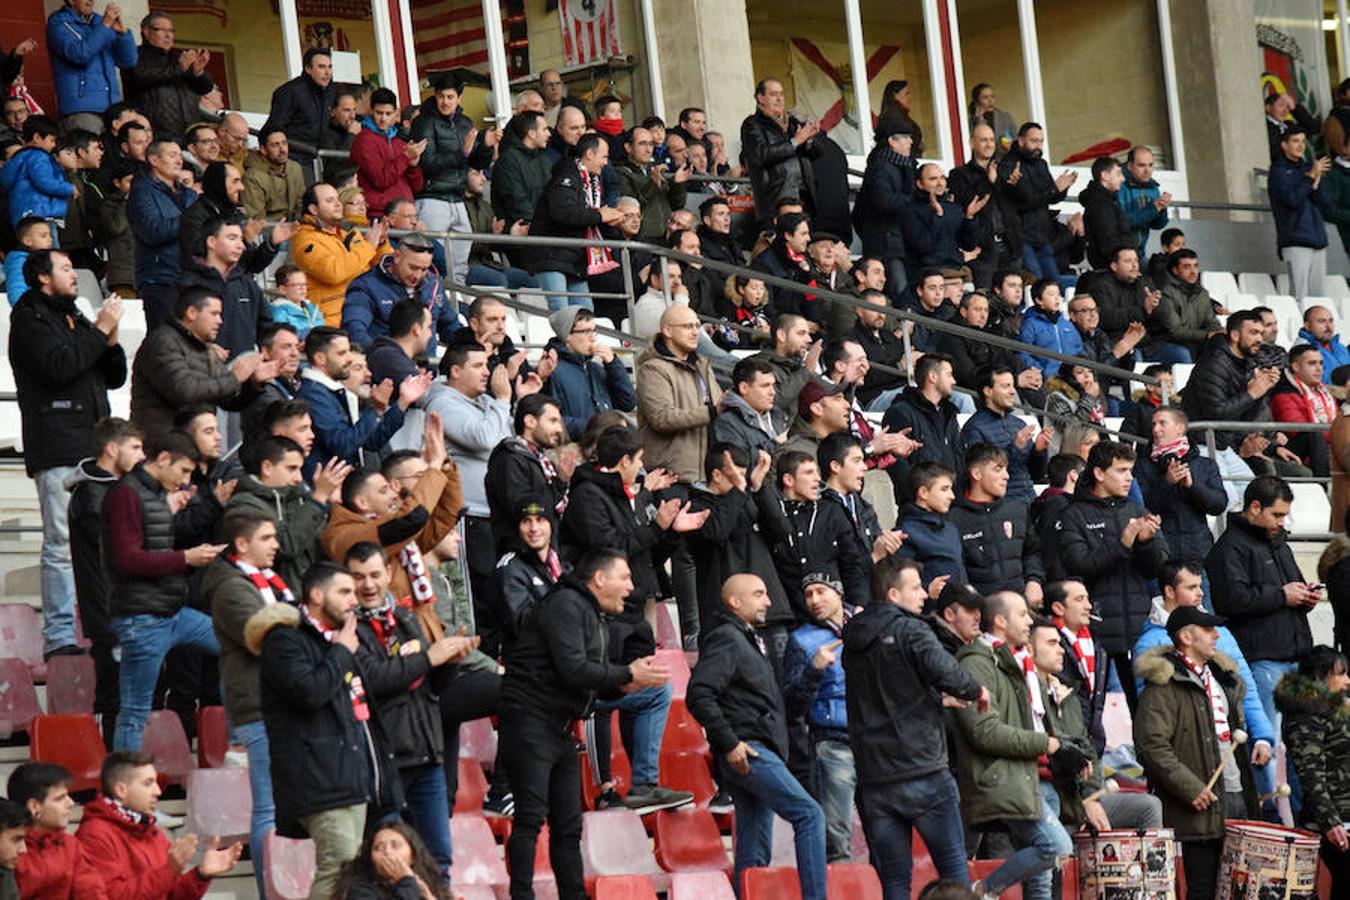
[
  {"x1": 1135, "y1": 643, "x2": 1239, "y2": 687},
  {"x1": 1319, "y1": 535, "x2": 1350, "y2": 582},
  {"x1": 245, "y1": 602, "x2": 300, "y2": 655},
  {"x1": 1275, "y1": 671, "x2": 1350, "y2": 719}
]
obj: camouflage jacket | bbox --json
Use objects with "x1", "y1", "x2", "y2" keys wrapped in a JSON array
[{"x1": 1276, "y1": 672, "x2": 1350, "y2": 833}]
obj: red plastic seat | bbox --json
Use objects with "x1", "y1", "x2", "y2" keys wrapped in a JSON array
[
  {"x1": 196, "y1": 706, "x2": 228, "y2": 768},
  {"x1": 453, "y1": 757, "x2": 489, "y2": 813},
  {"x1": 658, "y1": 750, "x2": 716, "y2": 807},
  {"x1": 579, "y1": 718, "x2": 632, "y2": 810},
  {"x1": 669, "y1": 870, "x2": 736, "y2": 900},
  {"x1": 454, "y1": 887, "x2": 498, "y2": 900},
  {"x1": 594, "y1": 874, "x2": 658, "y2": 899},
  {"x1": 0, "y1": 658, "x2": 41, "y2": 737},
  {"x1": 653, "y1": 648, "x2": 691, "y2": 698},
  {"x1": 185, "y1": 766, "x2": 251, "y2": 843},
  {"x1": 29, "y1": 714, "x2": 103, "y2": 793},
  {"x1": 263, "y1": 830, "x2": 314, "y2": 900},
  {"x1": 740, "y1": 866, "x2": 802, "y2": 899},
  {"x1": 828, "y1": 862, "x2": 881, "y2": 899},
  {"x1": 458, "y1": 717, "x2": 497, "y2": 769},
  {"x1": 45, "y1": 653, "x2": 95, "y2": 715},
  {"x1": 449, "y1": 814, "x2": 509, "y2": 893},
  {"x1": 653, "y1": 807, "x2": 729, "y2": 873},
  {"x1": 142, "y1": 709, "x2": 193, "y2": 787},
  {"x1": 581, "y1": 809, "x2": 670, "y2": 893},
  {"x1": 661, "y1": 698, "x2": 710, "y2": 757},
  {"x1": 0, "y1": 606, "x2": 44, "y2": 680}
]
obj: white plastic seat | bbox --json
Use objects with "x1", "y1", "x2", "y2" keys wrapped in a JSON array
[
  {"x1": 1103, "y1": 416, "x2": 1124, "y2": 435},
  {"x1": 1239, "y1": 272, "x2": 1278, "y2": 299},
  {"x1": 1172, "y1": 363, "x2": 1194, "y2": 393},
  {"x1": 1289, "y1": 483, "x2": 1333, "y2": 536},
  {"x1": 1324, "y1": 275, "x2": 1350, "y2": 303},
  {"x1": 1262, "y1": 295, "x2": 1302, "y2": 347},
  {"x1": 1201, "y1": 271, "x2": 1239, "y2": 310}
]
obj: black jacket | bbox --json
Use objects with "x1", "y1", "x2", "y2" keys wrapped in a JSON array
[
  {"x1": 848, "y1": 323, "x2": 905, "y2": 407},
  {"x1": 1055, "y1": 629, "x2": 1110, "y2": 754},
  {"x1": 353, "y1": 602, "x2": 443, "y2": 770},
  {"x1": 748, "y1": 348, "x2": 813, "y2": 420},
  {"x1": 688, "y1": 611, "x2": 790, "y2": 762},
  {"x1": 499, "y1": 574, "x2": 634, "y2": 722},
  {"x1": 899, "y1": 193, "x2": 978, "y2": 280},
  {"x1": 9, "y1": 289, "x2": 126, "y2": 475},
  {"x1": 685, "y1": 486, "x2": 795, "y2": 628},
  {"x1": 1208, "y1": 514, "x2": 1312, "y2": 663},
  {"x1": 949, "y1": 156, "x2": 1021, "y2": 260},
  {"x1": 525, "y1": 163, "x2": 605, "y2": 279},
  {"x1": 1133, "y1": 442, "x2": 1227, "y2": 563},
  {"x1": 1078, "y1": 182, "x2": 1133, "y2": 270},
  {"x1": 761, "y1": 487, "x2": 870, "y2": 612},
  {"x1": 410, "y1": 102, "x2": 494, "y2": 203},
  {"x1": 1182, "y1": 341, "x2": 1265, "y2": 451},
  {"x1": 997, "y1": 143, "x2": 1068, "y2": 247},
  {"x1": 485, "y1": 436, "x2": 567, "y2": 555},
  {"x1": 105, "y1": 465, "x2": 192, "y2": 618},
  {"x1": 852, "y1": 143, "x2": 914, "y2": 261},
  {"x1": 1076, "y1": 269, "x2": 1150, "y2": 342},
  {"x1": 740, "y1": 110, "x2": 818, "y2": 226},
  {"x1": 697, "y1": 224, "x2": 743, "y2": 267},
  {"x1": 491, "y1": 544, "x2": 559, "y2": 647},
  {"x1": 263, "y1": 73, "x2": 335, "y2": 164},
  {"x1": 881, "y1": 386, "x2": 964, "y2": 503},
  {"x1": 67, "y1": 460, "x2": 118, "y2": 644},
  {"x1": 260, "y1": 605, "x2": 401, "y2": 837},
  {"x1": 1028, "y1": 487, "x2": 1073, "y2": 583},
  {"x1": 178, "y1": 259, "x2": 273, "y2": 359},
  {"x1": 560, "y1": 464, "x2": 667, "y2": 621},
  {"x1": 947, "y1": 495, "x2": 1045, "y2": 595},
  {"x1": 751, "y1": 241, "x2": 826, "y2": 327},
  {"x1": 123, "y1": 44, "x2": 213, "y2": 142},
  {"x1": 1057, "y1": 488, "x2": 1170, "y2": 654},
  {"x1": 843, "y1": 600, "x2": 982, "y2": 787}
]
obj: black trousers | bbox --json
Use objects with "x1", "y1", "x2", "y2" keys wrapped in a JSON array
[
  {"x1": 500, "y1": 709, "x2": 585, "y2": 900},
  {"x1": 462, "y1": 515, "x2": 502, "y2": 659},
  {"x1": 1111, "y1": 651, "x2": 1138, "y2": 713},
  {"x1": 142, "y1": 282, "x2": 178, "y2": 330},
  {"x1": 1323, "y1": 837, "x2": 1350, "y2": 900},
  {"x1": 439, "y1": 664, "x2": 511, "y2": 797},
  {"x1": 1181, "y1": 837, "x2": 1222, "y2": 900}
]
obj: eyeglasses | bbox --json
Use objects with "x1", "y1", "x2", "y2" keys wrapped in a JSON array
[
  {"x1": 570, "y1": 326, "x2": 597, "y2": 336},
  {"x1": 1070, "y1": 305, "x2": 1098, "y2": 314}
]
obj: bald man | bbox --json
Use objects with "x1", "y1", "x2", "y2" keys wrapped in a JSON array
[
  {"x1": 687, "y1": 574, "x2": 827, "y2": 899},
  {"x1": 949, "y1": 122, "x2": 1013, "y2": 289},
  {"x1": 218, "y1": 112, "x2": 250, "y2": 171}
]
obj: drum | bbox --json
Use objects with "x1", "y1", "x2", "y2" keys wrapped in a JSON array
[
  {"x1": 1216, "y1": 820, "x2": 1320, "y2": 900},
  {"x1": 1074, "y1": 828, "x2": 1177, "y2": 899}
]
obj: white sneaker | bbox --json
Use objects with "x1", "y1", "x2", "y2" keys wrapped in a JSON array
[{"x1": 155, "y1": 809, "x2": 185, "y2": 829}]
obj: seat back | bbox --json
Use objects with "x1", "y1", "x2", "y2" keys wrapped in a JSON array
[
  {"x1": 581, "y1": 809, "x2": 668, "y2": 888},
  {"x1": 263, "y1": 831, "x2": 315, "y2": 900},
  {"x1": 653, "y1": 602, "x2": 679, "y2": 650},
  {"x1": 1290, "y1": 482, "x2": 1333, "y2": 536},
  {"x1": 458, "y1": 717, "x2": 498, "y2": 769},
  {"x1": 196, "y1": 705, "x2": 228, "y2": 768},
  {"x1": 29, "y1": 714, "x2": 104, "y2": 793},
  {"x1": 657, "y1": 750, "x2": 716, "y2": 807},
  {"x1": 826, "y1": 863, "x2": 882, "y2": 899},
  {"x1": 653, "y1": 648, "x2": 691, "y2": 698},
  {"x1": 185, "y1": 766, "x2": 252, "y2": 843},
  {"x1": 593, "y1": 875, "x2": 658, "y2": 900},
  {"x1": 669, "y1": 870, "x2": 736, "y2": 900},
  {"x1": 0, "y1": 658, "x2": 41, "y2": 737},
  {"x1": 739, "y1": 866, "x2": 802, "y2": 900},
  {"x1": 653, "y1": 807, "x2": 729, "y2": 872},
  {"x1": 1238, "y1": 272, "x2": 1277, "y2": 298},
  {"x1": 142, "y1": 710, "x2": 194, "y2": 786},
  {"x1": 0, "y1": 606, "x2": 43, "y2": 674},
  {"x1": 45, "y1": 653, "x2": 96, "y2": 715},
  {"x1": 579, "y1": 717, "x2": 631, "y2": 810},
  {"x1": 453, "y1": 756, "x2": 489, "y2": 813},
  {"x1": 449, "y1": 814, "x2": 509, "y2": 890}
]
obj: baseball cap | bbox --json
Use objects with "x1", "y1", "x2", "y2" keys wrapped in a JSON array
[
  {"x1": 1165, "y1": 606, "x2": 1225, "y2": 636},
  {"x1": 797, "y1": 378, "x2": 848, "y2": 419}
]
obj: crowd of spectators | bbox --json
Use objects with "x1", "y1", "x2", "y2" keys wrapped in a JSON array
[{"x1": 0, "y1": 13, "x2": 1349, "y2": 900}]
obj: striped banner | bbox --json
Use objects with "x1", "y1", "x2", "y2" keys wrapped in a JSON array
[
  {"x1": 411, "y1": 0, "x2": 489, "y2": 71},
  {"x1": 559, "y1": 0, "x2": 620, "y2": 68}
]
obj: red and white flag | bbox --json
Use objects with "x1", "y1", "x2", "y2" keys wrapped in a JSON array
[
  {"x1": 411, "y1": 0, "x2": 489, "y2": 72},
  {"x1": 560, "y1": 0, "x2": 620, "y2": 68}
]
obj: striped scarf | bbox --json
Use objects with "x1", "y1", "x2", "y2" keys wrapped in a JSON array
[
  {"x1": 98, "y1": 795, "x2": 154, "y2": 828},
  {"x1": 982, "y1": 633, "x2": 1045, "y2": 730},
  {"x1": 1053, "y1": 617, "x2": 1095, "y2": 694},
  {"x1": 231, "y1": 557, "x2": 294, "y2": 606},
  {"x1": 1293, "y1": 375, "x2": 1336, "y2": 425},
  {"x1": 578, "y1": 162, "x2": 617, "y2": 276},
  {"x1": 357, "y1": 595, "x2": 426, "y2": 692},
  {"x1": 301, "y1": 605, "x2": 370, "y2": 722},
  {"x1": 1150, "y1": 436, "x2": 1190, "y2": 462},
  {"x1": 398, "y1": 542, "x2": 436, "y2": 608},
  {"x1": 1181, "y1": 652, "x2": 1231, "y2": 742}
]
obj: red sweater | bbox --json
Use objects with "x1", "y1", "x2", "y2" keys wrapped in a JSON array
[
  {"x1": 74, "y1": 797, "x2": 210, "y2": 900},
  {"x1": 103, "y1": 481, "x2": 188, "y2": 579},
  {"x1": 351, "y1": 125, "x2": 425, "y2": 216},
  {"x1": 14, "y1": 827, "x2": 108, "y2": 899}
]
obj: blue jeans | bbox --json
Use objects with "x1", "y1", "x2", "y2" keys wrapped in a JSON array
[
  {"x1": 858, "y1": 768, "x2": 968, "y2": 900},
  {"x1": 228, "y1": 719, "x2": 274, "y2": 898},
  {"x1": 722, "y1": 741, "x2": 826, "y2": 900},
  {"x1": 34, "y1": 466, "x2": 78, "y2": 652},
  {"x1": 813, "y1": 739, "x2": 856, "y2": 862},
  {"x1": 534, "y1": 271, "x2": 594, "y2": 311},
  {"x1": 594, "y1": 683, "x2": 672, "y2": 785},
  {"x1": 401, "y1": 764, "x2": 453, "y2": 875},
  {"x1": 867, "y1": 387, "x2": 905, "y2": 414},
  {"x1": 466, "y1": 264, "x2": 538, "y2": 291},
  {"x1": 1022, "y1": 243, "x2": 1077, "y2": 293},
  {"x1": 112, "y1": 610, "x2": 219, "y2": 750},
  {"x1": 1144, "y1": 341, "x2": 1193, "y2": 364},
  {"x1": 1250, "y1": 659, "x2": 1300, "y2": 815},
  {"x1": 983, "y1": 780, "x2": 1073, "y2": 900}
]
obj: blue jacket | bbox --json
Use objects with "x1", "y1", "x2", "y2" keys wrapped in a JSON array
[
  {"x1": 128, "y1": 175, "x2": 197, "y2": 286},
  {"x1": 342, "y1": 254, "x2": 456, "y2": 353},
  {"x1": 896, "y1": 503, "x2": 968, "y2": 590},
  {"x1": 782, "y1": 620, "x2": 847, "y2": 734},
  {"x1": 542, "y1": 337, "x2": 636, "y2": 438},
  {"x1": 4, "y1": 251, "x2": 29, "y2": 303},
  {"x1": 1297, "y1": 327, "x2": 1350, "y2": 382},
  {"x1": 1133, "y1": 602, "x2": 1276, "y2": 749},
  {"x1": 1018, "y1": 305, "x2": 1084, "y2": 376},
  {"x1": 47, "y1": 6, "x2": 136, "y2": 115},
  {"x1": 1133, "y1": 441, "x2": 1226, "y2": 563},
  {"x1": 1269, "y1": 156, "x2": 1331, "y2": 252},
  {"x1": 1118, "y1": 174, "x2": 1168, "y2": 257},
  {"x1": 269, "y1": 299, "x2": 325, "y2": 339},
  {"x1": 296, "y1": 369, "x2": 406, "y2": 474},
  {"x1": 960, "y1": 408, "x2": 1047, "y2": 504},
  {"x1": 0, "y1": 148, "x2": 73, "y2": 225}
]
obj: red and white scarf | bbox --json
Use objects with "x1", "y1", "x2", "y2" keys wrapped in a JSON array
[
  {"x1": 301, "y1": 604, "x2": 370, "y2": 722},
  {"x1": 357, "y1": 595, "x2": 427, "y2": 692},
  {"x1": 1293, "y1": 375, "x2": 1336, "y2": 425},
  {"x1": 397, "y1": 542, "x2": 436, "y2": 608},
  {"x1": 982, "y1": 633, "x2": 1045, "y2": 731},
  {"x1": 98, "y1": 795, "x2": 154, "y2": 828},
  {"x1": 1053, "y1": 616, "x2": 1095, "y2": 695},
  {"x1": 1181, "y1": 652, "x2": 1230, "y2": 742},
  {"x1": 579, "y1": 162, "x2": 618, "y2": 276},
  {"x1": 1150, "y1": 436, "x2": 1190, "y2": 462},
  {"x1": 231, "y1": 557, "x2": 294, "y2": 606}
]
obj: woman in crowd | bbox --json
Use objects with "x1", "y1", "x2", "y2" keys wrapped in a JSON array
[
  {"x1": 333, "y1": 822, "x2": 449, "y2": 899},
  {"x1": 967, "y1": 83, "x2": 1017, "y2": 155},
  {"x1": 877, "y1": 79, "x2": 924, "y2": 157}
]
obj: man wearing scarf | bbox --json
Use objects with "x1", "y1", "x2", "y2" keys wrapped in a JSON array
[
  {"x1": 1134, "y1": 407, "x2": 1228, "y2": 584},
  {"x1": 1271, "y1": 343, "x2": 1338, "y2": 476},
  {"x1": 1046, "y1": 579, "x2": 1109, "y2": 753},
  {"x1": 347, "y1": 542, "x2": 476, "y2": 879}
]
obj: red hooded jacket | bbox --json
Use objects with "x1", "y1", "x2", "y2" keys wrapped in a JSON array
[
  {"x1": 351, "y1": 120, "x2": 425, "y2": 216},
  {"x1": 14, "y1": 827, "x2": 108, "y2": 899},
  {"x1": 74, "y1": 797, "x2": 211, "y2": 900}
]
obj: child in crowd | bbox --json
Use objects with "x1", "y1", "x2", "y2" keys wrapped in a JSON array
[
  {"x1": 0, "y1": 116, "x2": 73, "y2": 229},
  {"x1": 4, "y1": 216, "x2": 51, "y2": 302},
  {"x1": 897, "y1": 460, "x2": 967, "y2": 591},
  {"x1": 94, "y1": 159, "x2": 137, "y2": 297},
  {"x1": 712, "y1": 274, "x2": 772, "y2": 350},
  {"x1": 270, "y1": 263, "x2": 325, "y2": 338}
]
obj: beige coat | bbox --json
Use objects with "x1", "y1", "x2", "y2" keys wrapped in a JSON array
[{"x1": 635, "y1": 339, "x2": 723, "y2": 484}]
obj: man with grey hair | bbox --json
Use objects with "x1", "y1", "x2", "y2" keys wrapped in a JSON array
[
  {"x1": 513, "y1": 90, "x2": 544, "y2": 114},
  {"x1": 539, "y1": 68, "x2": 565, "y2": 126},
  {"x1": 124, "y1": 11, "x2": 214, "y2": 142},
  {"x1": 218, "y1": 111, "x2": 250, "y2": 170}
]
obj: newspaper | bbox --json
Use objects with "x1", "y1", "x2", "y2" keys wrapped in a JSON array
[
  {"x1": 1216, "y1": 821, "x2": 1320, "y2": 900},
  {"x1": 1075, "y1": 829, "x2": 1176, "y2": 900}
]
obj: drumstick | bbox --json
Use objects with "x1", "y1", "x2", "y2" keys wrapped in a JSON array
[
  {"x1": 1082, "y1": 778, "x2": 1119, "y2": 804},
  {"x1": 1258, "y1": 783, "x2": 1292, "y2": 805},
  {"x1": 1201, "y1": 729, "x2": 1248, "y2": 793}
]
